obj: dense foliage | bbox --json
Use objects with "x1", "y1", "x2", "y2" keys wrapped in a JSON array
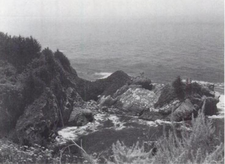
[
  {"x1": 0, "y1": 32, "x2": 41, "y2": 71},
  {"x1": 172, "y1": 76, "x2": 185, "y2": 100}
]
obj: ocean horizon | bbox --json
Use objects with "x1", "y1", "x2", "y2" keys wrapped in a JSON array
[{"x1": 1, "y1": 20, "x2": 223, "y2": 84}]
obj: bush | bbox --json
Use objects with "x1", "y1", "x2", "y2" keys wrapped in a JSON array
[
  {"x1": 107, "y1": 111, "x2": 224, "y2": 164},
  {"x1": 0, "y1": 139, "x2": 58, "y2": 164}
]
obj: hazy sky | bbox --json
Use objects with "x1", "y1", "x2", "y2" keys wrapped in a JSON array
[{"x1": 0, "y1": 0, "x2": 223, "y2": 22}]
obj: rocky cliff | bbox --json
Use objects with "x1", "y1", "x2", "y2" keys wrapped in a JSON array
[{"x1": 0, "y1": 32, "x2": 221, "y2": 147}]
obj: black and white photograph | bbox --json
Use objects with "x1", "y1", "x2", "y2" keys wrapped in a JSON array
[{"x1": 0, "y1": 0, "x2": 224, "y2": 163}]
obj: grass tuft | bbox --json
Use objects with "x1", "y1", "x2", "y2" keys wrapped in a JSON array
[{"x1": 107, "y1": 111, "x2": 224, "y2": 164}]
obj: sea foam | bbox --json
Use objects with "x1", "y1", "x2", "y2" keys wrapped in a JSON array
[{"x1": 94, "y1": 72, "x2": 112, "y2": 79}]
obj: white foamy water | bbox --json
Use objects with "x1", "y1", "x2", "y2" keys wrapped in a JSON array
[
  {"x1": 207, "y1": 94, "x2": 224, "y2": 119},
  {"x1": 94, "y1": 72, "x2": 112, "y2": 79},
  {"x1": 57, "y1": 113, "x2": 126, "y2": 143},
  {"x1": 217, "y1": 94, "x2": 224, "y2": 111}
]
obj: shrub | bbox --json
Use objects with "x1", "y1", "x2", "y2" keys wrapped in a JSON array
[{"x1": 107, "y1": 111, "x2": 224, "y2": 164}]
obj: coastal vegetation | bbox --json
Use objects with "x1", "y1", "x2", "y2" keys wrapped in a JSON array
[{"x1": 0, "y1": 32, "x2": 223, "y2": 163}]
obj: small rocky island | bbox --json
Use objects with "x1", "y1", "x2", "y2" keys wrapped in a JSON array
[{"x1": 0, "y1": 32, "x2": 223, "y2": 164}]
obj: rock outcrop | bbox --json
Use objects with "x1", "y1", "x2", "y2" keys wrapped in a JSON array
[
  {"x1": 14, "y1": 51, "x2": 85, "y2": 145},
  {"x1": 114, "y1": 87, "x2": 156, "y2": 115},
  {"x1": 77, "y1": 70, "x2": 131, "y2": 101},
  {"x1": 99, "y1": 85, "x2": 157, "y2": 116},
  {"x1": 0, "y1": 46, "x2": 132, "y2": 145},
  {"x1": 148, "y1": 81, "x2": 220, "y2": 121},
  {"x1": 0, "y1": 32, "x2": 222, "y2": 148},
  {"x1": 68, "y1": 108, "x2": 94, "y2": 126},
  {"x1": 154, "y1": 84, "x2": 177, "y2": 108},
  {"x1": 201, "y1": 96, "x2": 219, "y2": 115},
  {"x1": 129, "y1": 75, "x2": 153, "y2": 90},
  {"x1": 170, "y1": 99, "x2": 197, "y2": 121}
]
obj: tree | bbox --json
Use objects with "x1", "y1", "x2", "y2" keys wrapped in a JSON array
[
  {"x1": 0, "y1": 32, "x2": 41, "y2": 72},
  {"x1": 172, "y1": 76, "x2": 185, "y2": 100}
]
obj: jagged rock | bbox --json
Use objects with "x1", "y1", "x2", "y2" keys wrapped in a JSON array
[
  {"x1": 16, "y1": 89, "x2": 59, "y2": 145},
  {"x1": 154, "y1": 84, "x2": 177, "y2": 108},
  {"x1": 139, "y1": 110, "x2": 166, "y2": 121},
  {"x1": 170, "y1": 99, "x2": 197, "y2": 121},
  {"x1": 68, "y1": 108, "x2": 94, "y2": 126},
  {"x1": 130, "y1": 75, "x2": 153, "y2": 90},
  {"x1": 202, "y1": 96, "x2": 219, "y2": 115},
  {"x1": 84, "y1": 100, "x2": 99, "y2": 112},
  {"x1": 101, "y1": 70, "x2": 131, "y2": 96},
  {"x1": 158, "y1": 100, "x2": 181, "y2": 115},
  {"x1": 77, "y1": 70, "x2": 131, "y2": 101},
  {"x1": 114, "y1": 88, "x2": 156, "y2": 116},
  {"x1": 185, "y1": 82, "x2": 215, "y2": 97},
  {"x1": 99, "y1": 95, "x2": 117, "y2": 107}
]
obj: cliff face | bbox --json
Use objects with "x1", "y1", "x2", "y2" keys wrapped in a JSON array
[
  {"x1": 0, "y1": 48, "x2": 85, "y2": 145},
  {"x1": 0, "y1": 32, "x2": 221, "y2": 147},
  {"x1": 0, "y1": 33, "x2": 131, "y2": 145},
  {"x1": 76, "y1": 70, "x2": 131, "y2": 101}
]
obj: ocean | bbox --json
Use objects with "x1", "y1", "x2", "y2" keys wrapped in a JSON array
[{"x1": 1, "y1": 19, "x2": 224, "y2": 84}]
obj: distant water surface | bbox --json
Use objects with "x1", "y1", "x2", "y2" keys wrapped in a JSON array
[{"x1": 1, "y1": 19, "x2": 223, "y2": 83}]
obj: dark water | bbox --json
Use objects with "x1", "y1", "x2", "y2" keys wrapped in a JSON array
[
  {"x1": 1, "y1": 19, "x2": 223, "y2": 83},
  {"x1": 70, "y1": 23, "x2": 224, "y2": 83}
]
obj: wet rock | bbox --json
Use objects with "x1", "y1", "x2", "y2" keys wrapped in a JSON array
[
  {"x1": 139, "y1": 110, "x2": 166, "y2": 121},
  {"x1": 202, "y1": 96, "x2": 219, "y2": 116},
  {"x1": 68, "y1": 108, "x2": 94, "y2": 126}
]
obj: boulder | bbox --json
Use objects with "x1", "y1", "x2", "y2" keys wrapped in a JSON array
[
  {"x1": 114, "y1": 87, "x2": 156, "y2": 116},
  {"x1": 170, "y1": 99, "x2": 197, "y2": 121},
  {"x1": 68, "y1": 108, "x2": 94, "y2": 126},
  {"x1": 154, "y1": 84, "x2": 177, "y2": 108},
  {"x1": 202, "y1": 96, "x2": 219, "y2": 116},
  {"x1": 185, "y1": 82, "x2": 215, "y2": 97},
  {"x1": 99, "y1": 95, "x2": 117, "y2": 107},
  {"x1": 130, "y1": 75, "x2": 153, "y2": 90}
]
